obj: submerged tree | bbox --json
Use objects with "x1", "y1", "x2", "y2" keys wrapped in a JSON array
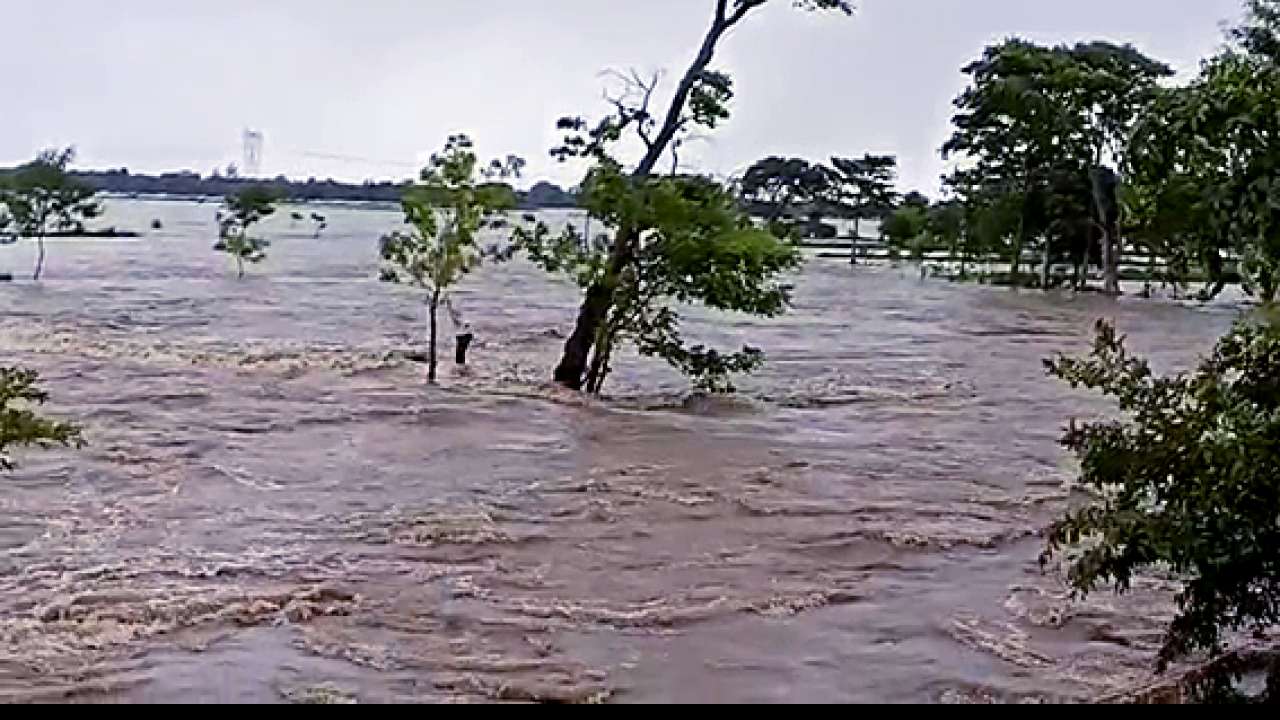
[
  {"x1": 215, "y1": 186, "x2": 281, "y2": 279},
  {"x1": 829, "y1": 153, "x2": 898, "y2": 261},
  {"x1": 379, "y1": 135, "x2": 518, "y2": 384},
  {"x1": 944, "y1": 40, "x2": 1171, "y2": 293},
  {"x1": 546, "y1": 0, "x2": 855, "y2": 390},
  {"x1": 1128, "y1": 39, "x2": 1280, "y2": 302},
  {"x1": 1044, "y1": 319, "x2": 1280, "y2": 695},
  {"x1": 517, "y1": 169, "x2": 799, "y2": 394},
  {"x1": 310, "y1": 212, "x2": 328, "y2": 239},
  {"x1": 0, "y1": 148, "x2": 101, "y2": 281},
  {"x1": 738, "y1": 156, "x2": 830, "y2": 225},
  {"x1": 0, "y1": 367, "x2": 81, "y2": 473},
  {"x1": 880, "y1": 204, "x2": 926, "y2": 252}
]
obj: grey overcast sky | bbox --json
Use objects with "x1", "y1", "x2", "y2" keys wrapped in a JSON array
[{"x1": 1, "y1": 0, "x2": 1246, "y2": 194}]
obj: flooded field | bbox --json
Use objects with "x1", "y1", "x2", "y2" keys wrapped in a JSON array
[{"x1": 0, "y1": 200, "x2": 1242, "y2": 702}]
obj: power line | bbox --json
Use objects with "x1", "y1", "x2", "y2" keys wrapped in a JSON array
[{"x1": 282, "y1": 148, "x2": 419, "y2": 169}]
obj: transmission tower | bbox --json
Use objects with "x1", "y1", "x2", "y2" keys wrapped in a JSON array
[{"x1": 242, "y1": 129, "x2": 265, "y2": 177}]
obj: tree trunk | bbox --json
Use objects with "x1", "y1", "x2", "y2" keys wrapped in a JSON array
[
  {"x1": 1091, "y1": 168, "x2": 1121, "y2": 296},
  {"x1": 236, "y1": 256, "x2": 245, "y2": 280},
  {"x1": 428, "y1": 290, "x2": 440, "y2": 384},
  {"x1": 1010, "y1": 210, "x2": 1025, "y2": 288},
  {"x1": 1099, "y1": 226, "x2": 1117, "y2": 294},
  {"x1": 584, "y1": 324, "x2": 615, "y2": 395},
  {"x1": 553, "y1": 240, "x2": 630, "y2": 389},
  {"x1": 1201, "y1": 247, "x2": 1228, "y2": 301},
  {"x1": 32, "y1": 236, "x2": 46, "y2": 281},
  {"x1": 850, "y1": 217, "x2": 860, "y2": 265},
  {"x1": 552, "y1": 5, "x2": 738, "y2": 390},
  {"x1": 1040, "y1": 238, "x2": 1051, "y2": 290}
]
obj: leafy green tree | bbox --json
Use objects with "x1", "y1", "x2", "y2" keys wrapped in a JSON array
[
  {"x1": 516, "y1": 168, "x2": 799, "y2": 394},
  {"x1": 829, "y1": 154, "x2": 898, "y2": 261},
  {"x1": 944, "y1": 41, "x2": 1065, "y2": 286},
  {"x1": 0, "y1": 148, "x2": 101, "y2": 281},
  {"x1": 1066, "y1": 42, "x2": 1173, "y2": 293},
  {"x1": 961, "y1": 189, "x2": 1024, "y2": 276},
  {"x1": 944, "y1": 40, "x2": 1170, "y2": 293},
  {"x1": 1233, "y1": 0, "x2": 1280, "y2": 61},
  {"x1": 925, "y1": 200, "x2": 966, "y2": 273},
  {"x1": 1, "y1": 367, "x2": 81, "y2": 473},
  {"x1": 379, "y1": 135, "x2": 518, "y2": 384},
  {"x1": 738, "y1": 156, "x2": 829, "y2": 223},
  {"x1": 1123, "y1": 92, "x2": 1218, "y2": 299},
  {"x1": 880, "y1": 205, "x2": 927, "y2": 253},
  {"x1": 1044, "y1": 319, "x2": 1280, "y2": 694},
  {"x1": 547, "y1": 0, "x2": 855, "y2": 391},
  {"x1": 1130, "y1": 49, "x2": 1280, "y2": 303},
  {"x1": 215, "y1": 186, "x2": 281, "y2": 279}
]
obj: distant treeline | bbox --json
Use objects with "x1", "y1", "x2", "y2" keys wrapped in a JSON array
[{"x1": 62, "y1": 169, "x2": 580, "y2": 209}]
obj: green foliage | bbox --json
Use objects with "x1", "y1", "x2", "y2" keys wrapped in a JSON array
[
  {"x1": 1128, "y1": 48, "x2": 1280, "y2": 302},
  {"x1": 545, "y1": 0, "x2": 854, "y2": 390},
  {"x1": 688, "y1": 70, "x2": 735, "y2": 129},
  {"x1": 829, "y1": 154, "x2": 898, "y2": 222},
  {"x1": 881, "y1": 205, "x2": 927, "y2": 250},
  {"x1": 738, "y1": 156, "x2": 833, "y2": 223},
  {"x1": 379, "y1": 135, "x2": 519, "y2": 383},
  {"x1": 515, "y1": 166, "x2": 800, "y2": 394},
  {"x1": 0, "y1": 148, "x2": 102, "y2": 281},
  {"x1": 924, "y1": 200, "x2": 966, "y2": 265},
  {"x1": 1044, "y1": 320, "x2": 1280, "y2": 671},
  {"x1": 215, "y1": 186, "x2": 282, "y2": 278},
  {"x1": 1233, "y1": 0, "x2": 1280, "y2": 61},
  {"x1": 0, "y1": 367, "x2": 81, "y2": 473},
  {"x1": 943, "y1": 39, "x2": 1171, "y2": 291}
]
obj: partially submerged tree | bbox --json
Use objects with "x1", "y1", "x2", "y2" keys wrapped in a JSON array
[
  {"x1": 546, "y1": 0, "x2": 855, "y2": 390},
  {"x1": 829, "y1": 153, "x2": 898, "y2": 261},
  {"x1": 1128, "y1": 43, "x2": 1280, "y2": 302},
  {"x1": 926, "y1": 200, "x2": 966, "y2": 272},
  {"x1": 738, "y1": 156, "x2": 830, "y2": 225},
  {"x1": 516, "y1": 169, "x2": 800, "y2": 394},
  {"x1": 880, "y1": 204, "x2": 927, "y2": 252},
  {"x1": 215, "y1": 186, "x2": 281, "y2": 279},
  {"x1": 379, "y1": 135, "x2": 518, "y2": 384},
  {"x1": 1044, "y1": 319, "x2": 1280, "y2": 695},
  {"x1": 944, "y1": 40, "x2": 1171, "y2": 293},
  {"x1": 310, "y1": 212, "x2": 328, "y2": 239},
  {"x1": 0, "y1": 148, "x2": 102, "y2": 281},
  {"x1": 1, "y1": 367, "x2": 81, "y2": 473}
]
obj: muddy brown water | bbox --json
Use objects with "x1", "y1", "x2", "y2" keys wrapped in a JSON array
[{"x1": 0, "y1": 201, "x2": 1243, "y2": 703}]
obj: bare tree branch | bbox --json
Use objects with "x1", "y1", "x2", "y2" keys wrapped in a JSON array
[
  {"x1": 601, "y1": 67, "x2": 663, "y2": 153},
  {"x1": 725, "y1": 0, "x2": 767, "y2": 28}
]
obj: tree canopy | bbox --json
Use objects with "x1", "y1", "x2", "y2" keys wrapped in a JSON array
[
  {"x1": 215, "y1": 186, "x2": 282, "y2": 278},
  {"x1": 0, "y1": 148, "x2": 101, "y2": 281},
  {"x1": 943, "y1": 39, "x2": 1171, "y2": 291},
  {"x1": 545, "y1": 0, "x2": 855, "y2": 390},
  {"x1": 0, "y1": 367, "x2": 81, "y2": 473},
  {"x1": 380, "y1": 135, "x2": 519, "y2": 383},
  {"x1": 1045, "y1": 319, "x2": 1280, "y2": 692}
]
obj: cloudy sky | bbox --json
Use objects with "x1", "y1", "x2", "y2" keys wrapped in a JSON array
[{"x1": 1, "y1": 0, "x2": 1245, "y2": 194}]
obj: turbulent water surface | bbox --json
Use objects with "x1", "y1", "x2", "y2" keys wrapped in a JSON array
[{"x1": 0, "y1": 200, "x2": 1241, "y2": 703}]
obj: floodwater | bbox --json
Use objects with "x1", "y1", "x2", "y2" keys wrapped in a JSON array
[{"x1": 0, "y1": 200, "x2": 1243, "y2": 703}]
